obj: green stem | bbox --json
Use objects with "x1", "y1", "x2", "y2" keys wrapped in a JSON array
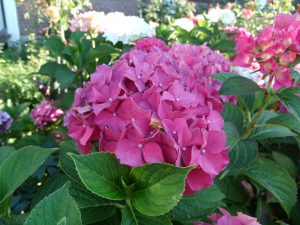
[{"x1": 241, "y1": 92, "x2": 273, "y2": 140}]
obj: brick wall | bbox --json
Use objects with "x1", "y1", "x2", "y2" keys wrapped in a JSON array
[{"x1": 17, "y1": 0, "x2": 138, "y2": 36}]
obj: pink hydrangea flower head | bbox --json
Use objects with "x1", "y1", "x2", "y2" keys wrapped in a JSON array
[
  {"x1": 231, "y1": 13, "x2": 300, "y2": 89},
  {"x1": 194, "y1": 208, "x2": 261, "y2": 225},
  {"x1": 65, "y1": 38, "x2": 231, "y2": 193},
  {"x1": 31, "y1": 100, "x2": 64, "y2": 128}
]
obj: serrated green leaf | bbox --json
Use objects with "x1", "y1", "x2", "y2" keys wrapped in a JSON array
[
  {"x1": 272, "y1": 152, "x2": 297, "y2": 178},
  {"x1": 222, "y1": 103, "x2": 244, "y2": 133},
  {"x1": 59, "y1": 141, "x2": 81, "y2": 183},
  {"x1": 130, "y1": 163, "x2": 192, "y2": 216},
  {"x1": 31, "y1": 174, "x2": 68, "y2": 209},
  {"x1": 0, "y1": 146, "x2": 15, "y2": 166},
  {"x1": 224, "y1": 122, "x2": 240, "y2": 149},
  {"x1": 277, "y1": 90, "x2": 300, "y2": 119},
  {"x1": 71, "y1": 152, "x2": 131, "y2": 200},
  {"x1": 24, "y1": 184, "x2": 82, "y2": 225},
  {"x1": 250, "y1": 125, "x2": 296, "y2": 139},
  {"x1": 69, "y1": 182, "x2": 113, "y2": 209},
  {"x1": 226, "y1": 140, "x2": 258, "y2": 174},
  {"x1": 211, "y1": 72, "x2": 240, "y2": 83},
  {"x1": 44, "y1": 36, "x2": 65, "y2": 55},
  {"x1": 81, "y1": 206, "x2": 116, "y2": 225},
  {"x1": 121, "y1": 206, "x2": 138, "y2": 225},
  {"x1": 243, "y1": 159, "x2": 297, "y2": 216},
  {"x1": 267, "y1": 113, "x2": 300, "y2": 135},
  {"x1": 169, "y1": 185, "x2": 224, "y2": 221},
  {"x1": 0, "y1": 146, "x2": 56, "y2": 204},
  {"x1": 220, "y1": 76, "x2": 260, "y2": 95}
]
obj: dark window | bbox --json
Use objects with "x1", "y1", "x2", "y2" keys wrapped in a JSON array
[{"x1": 0, "y1": 0, "x2": 6, "y2": 33}]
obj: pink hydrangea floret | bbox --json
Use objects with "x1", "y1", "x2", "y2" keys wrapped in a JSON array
[
  {"x1": 31, "y1": 101, "x2": 64, "y2": 128},
  {"x1": 232, "y1": 13, "x2": 300, "y2": 89},
  {"x1": 65, "y1": 37, "x2": 231, "y2": 194},
  {"x1": 195, "y1": 208, "x2": 261, "y2": 225}
]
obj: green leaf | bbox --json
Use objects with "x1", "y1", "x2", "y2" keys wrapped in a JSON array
[
  {"x1": 81, "y1": 206, "x2": 116, "y2": 225},
  {"x1": 54, "y1": 66, "x2": 76, "y2": 89},
  {"x1": 243, "y1": 159, "x2": 297, "y2": 215},
  {"x1": 211, "y1": 72, "x2": 240, "y2": 83},
  {"x1": 0, "y1": 146, "x2": 56, "y2": 204},
  {"x1": 212, "y1": 39, "x2": 235, "y2": 52},
  {"x1": 220, "y1": 76, "x2": 260, "y2": 95},
  {"x1": 39, "y1": 63, "x2": 75, "y2": 88},
  {"x1": 57, "y1": 218, "x2": 66, "y2": 225},
  {"x1": 169, "y1": 185, "x2": 224, "y2": 221},
  {"x1": 223, "y1": 122, "x2": 240, "y2": 149},
  {"x1": 277, "y1": 90, "x2": 300, "y2": 119},
  {"x1": 24, "y1": 184, "x2": 82, "y2": 225},
  {"x1": 267, "y1": 113, "x2": 300, "y2": 134},
  {"x1": 44, "y1": 36, "x2": 65, "y2": 55},
  {"x1": 250, "y1": 125, "x2": 296, "y2": 139},
  {"x1": 87, "y1": 44, "x2": 120, "y2": 62},
  {"x1": 136, "y1": 213, "x2": 172, "y2": 225},
  {"x1": 71, "y1": 152, "x2": 131, "y2": 200},
  {"x1": 226, "y1": 140, "x2": 258, "y2": 174},
  {"x1": 69, "y1": 182, "x2": 113, "y2": 209},
  {"x1": 0, "y1": 146, "x2": 15, "y2": 166},
  {"x1": 31, "y1": 174, "x2": 68, "y2": 209},
  {"x1": 59, "y1": 141, "x2": 81, "y2": 183},
  {"x1": 121, "y1": 206, "x2": 138, "y2": 225},
  {"x1": 222, "y1": 103, "x2": 244, "y2": 133},
  {"x1": 272, "y1": 152, "x2": 297, "y2": 178},
  {"x1": 130, "y1": 163, "x2": 192, "y2": 216}
]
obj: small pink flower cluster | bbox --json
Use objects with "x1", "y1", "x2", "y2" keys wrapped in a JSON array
[
  {"x1": 233, "y1": 13, "x2": 300, "y2": 89},
  {"x1": 70, "y1": 11, "x2": 105, "y2": 34},
  {"x1": 195, "y1": 208, "x2": 261, "y2": 225},
  {"x1": 31, "y1": 101, "x2": 64, "y2": 128},
  {"x1": 65, "y1": 37, "x2": 231, "y2": 194}
]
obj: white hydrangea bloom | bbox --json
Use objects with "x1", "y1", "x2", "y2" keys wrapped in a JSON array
[
  {"x1": 220, "y1": 9, "x2": 236, "y2": 25},
  {"x1": 206, "y1": 8, "x2": 222, "y2": 23},
  {"x1": 173, "y1": 18, "x2": 194, "y2": 31},
  {"x1": 102, "y1": 12, "x2": 153, "y2": 45}
]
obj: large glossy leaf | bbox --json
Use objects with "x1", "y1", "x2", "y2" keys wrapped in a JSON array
[
  {"x1": 219, "y1": 76, "x2": 260, "y2": 95},
  {"x1": 272, "y1": 152, "x2": 297, "y2": 178},
  {"x1": 0, "y1": 146, "x2": 15, "y2": 166},
  {"x1": 81, "y1": 206, "x2": 115, "y2": 225},
  {"x1": 223, "y1": 122, "x2": 240, "y2": 149},
  {"x1": 222, "y1": 103, "x2": 244, "y2": 133},
  {"x1": 59, "y1": 141, "x2": 81, "y2": 183},
  {"x1": 31, "y1": 174, "x2": 68, "y2": 209},
  {"x1": 71, "y1": 152, "x2": 131, "y2": 200},
  {"x1": 267, "y1": 113, "x2": 300, "y2": 134},
  {"x1": 250, "y1": 125, "x2": 296, "y2": 139},
  {"x1": 169, "y1": 185, "x2": 224, "y2": 221},
  {"x1": 226, "y1": 140, "x2": 258, "y2": 174},
  {"x1": 69, "y1": 182, "x2": 113, "y2": 209},
  {"x1": 277, "y1": 90, "x2": 300, "y2": 119},
  {"x1": 243, "y1": 159, "x2": 297, "y2": 215},
  {"x1": 24, "y1": 185, "x2": 81, "y2": 225},
  {"x1": 0, "y1": 146, "x2": 56, "y2": 204},
  {"x1": 130, "y1": 163, "x2": 192, "y2": 216},
  {"x1": 121, "y1": 206, "x2": 138, "y2": 225},
  {"x1": 44, "y1": 36, "x2": 65, "y2": 55},
  {"x1": 211, "y1": 72, "x2": 240, "y2": 83}
]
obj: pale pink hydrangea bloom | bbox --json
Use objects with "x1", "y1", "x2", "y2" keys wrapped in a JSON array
[
  {"x1": 70, "y1": 11, "x2": 105, "y2": 34},
  {"x1": 65, "y1": 37, "x2": 231, "y2": 194},
  {"x1": 232, "y1": 13, "x2": 300, "y2": 89},
  {"x1": 31, "y1": 101, "x2": 64, "y2": 128},
  {"x1": 195, "y1": 208, "x2": 261, "y2": 225}
]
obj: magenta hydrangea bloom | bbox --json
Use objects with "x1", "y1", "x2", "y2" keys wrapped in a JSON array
[
  {"x1": 65, "y1": 37, "x2": 232, "y2": 193},
  {"x1": 31, "y1": 101, "x2": 64, "y2": 128},
  {"x1": 232, "y1": 13, "x2": 300, "y2": 89},
  {"x1": 195, "y1": 208, "x2": 261, "y2": 225},
  {"x1": 0, "y1": 111, "x2": 13, "y2": 132}
]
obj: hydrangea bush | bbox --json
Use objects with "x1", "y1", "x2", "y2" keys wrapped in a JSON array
[{"x1": 0, "y1": 9, "x2": 300, "y2": 225}]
